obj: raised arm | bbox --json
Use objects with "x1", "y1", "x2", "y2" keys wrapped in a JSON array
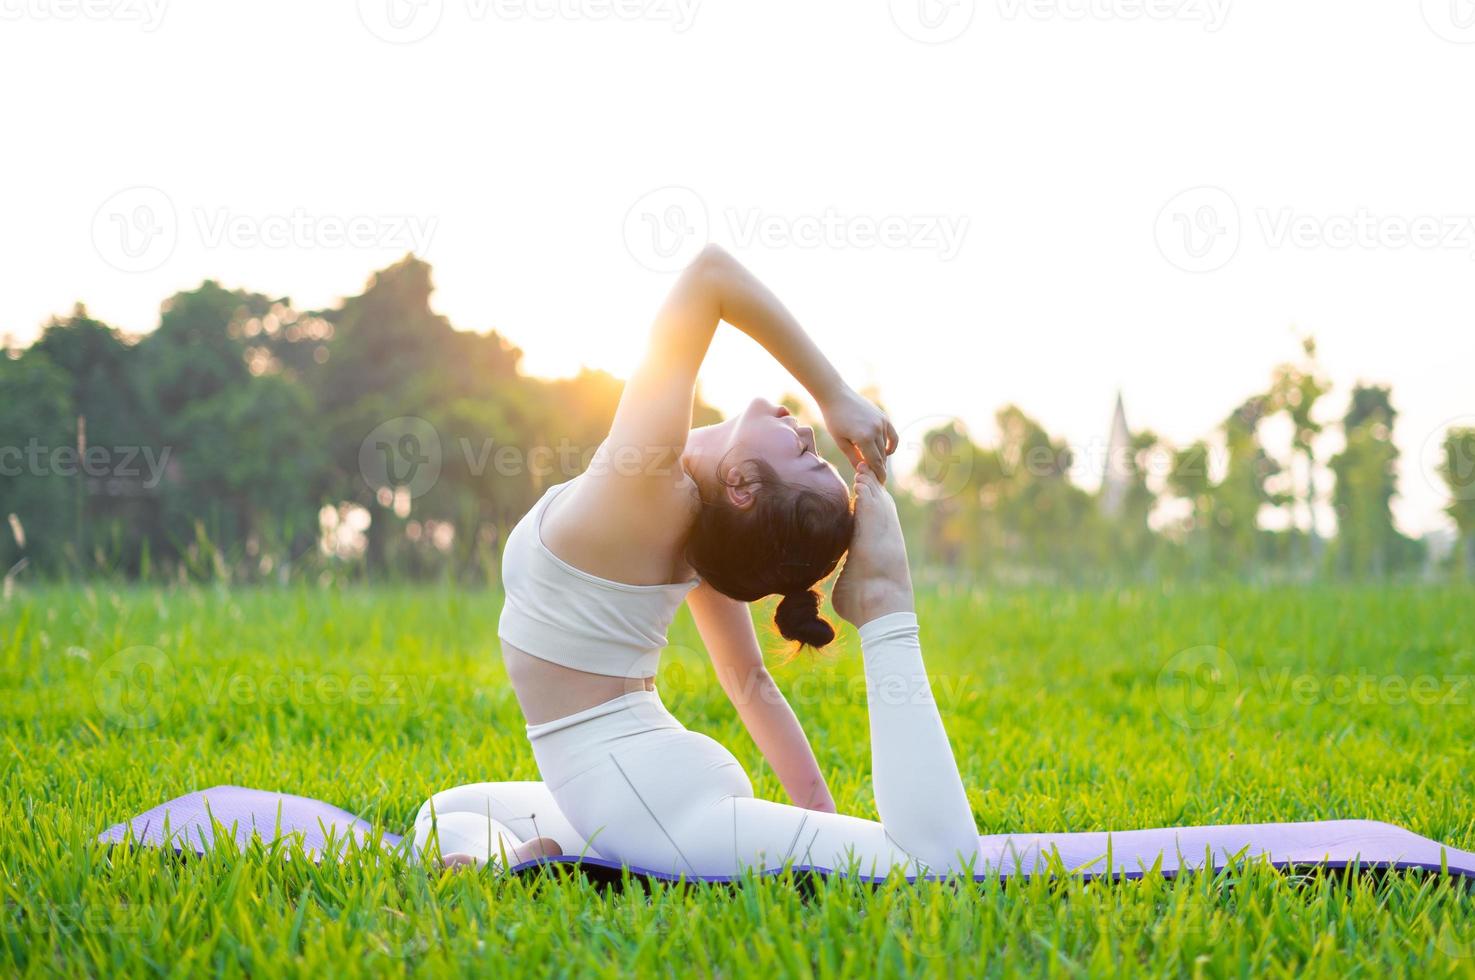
[
  {"x1": 686, "y1": 581, "x2": 837, "y2": 813},
  {"x1": 603, "y1": 245, "x2": 897, "y2": 486}
]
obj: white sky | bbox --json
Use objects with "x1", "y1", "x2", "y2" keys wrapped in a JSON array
[{"x1": 3, "y1": 0, "x2": 1473, "y2": 535}]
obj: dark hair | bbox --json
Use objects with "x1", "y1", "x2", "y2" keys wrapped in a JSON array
[{"x1": 686, "y1": 458, "x2": 854, "y2": 648}]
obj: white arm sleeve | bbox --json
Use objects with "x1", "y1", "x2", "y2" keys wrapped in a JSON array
[{"x1": 857, "y1": 611, "x2": 978, "y2": 871}]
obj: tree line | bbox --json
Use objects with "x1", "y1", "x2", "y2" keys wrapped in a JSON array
[{"x1": 2, "y1": 257, "x2": 1472, "y2": 585}]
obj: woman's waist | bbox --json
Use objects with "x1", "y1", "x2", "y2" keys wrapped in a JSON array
[{"x1": 505, "y1": 642, "x2": 664, "y2": 727}]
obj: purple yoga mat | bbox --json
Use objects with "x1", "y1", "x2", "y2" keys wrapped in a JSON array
[{"x1": 98, "y1": 785, "x2": 1475, "y2": 883}]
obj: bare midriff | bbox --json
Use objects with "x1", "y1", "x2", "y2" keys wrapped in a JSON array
[{"x1": 502, "y1": 642, "x2": 656, "y2": 726}]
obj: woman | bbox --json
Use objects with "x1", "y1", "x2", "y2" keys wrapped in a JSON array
[{"x1": 417, "y1": 246, "x2": 978, "y2": 876}]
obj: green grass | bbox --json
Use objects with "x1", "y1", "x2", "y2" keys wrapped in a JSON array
[{"x1": 2, "y1": 585, "x2": 1474, "y2": 977}]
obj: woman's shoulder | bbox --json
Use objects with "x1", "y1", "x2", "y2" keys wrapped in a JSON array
[{"x1": 539, "y1": 463, "x2": 701, "y2": 580}]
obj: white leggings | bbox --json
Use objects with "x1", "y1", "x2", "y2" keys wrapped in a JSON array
[{"x1": 415, "y1": 612, "x2": 977, "y2": 876}]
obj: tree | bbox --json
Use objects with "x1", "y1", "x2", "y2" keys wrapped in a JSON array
[
  {"x1": 1212, "y1": 395, "x2": 1289, "y2": 573},
  {"x1": 1167, "y1": 440, "x2": 1213, "y2": 573},
  {"x1": 1441, "y1": 427, "x2": 1475, "y2": 578},
  {"x1": 1328, "y1": 384, "x2": 1419, "y2": 577},
  {"x1": 1268, "y1": 336, "x2": 1330, "y2": 556},
  {"x1": 0, "y1": 352, "x2": 76, "y2": 572},
  {"x1": 992, "y1": 406, "x2": 1098, "y2": 578}
]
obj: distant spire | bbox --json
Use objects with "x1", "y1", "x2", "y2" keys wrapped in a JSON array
[{"x1": 1101, "y1": 391, "x2": 1132, "y2": 517}]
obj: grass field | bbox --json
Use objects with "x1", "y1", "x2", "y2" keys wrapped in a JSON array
[{"x1": 2, "y1": 585, "x2": 1473, "y2": 976}]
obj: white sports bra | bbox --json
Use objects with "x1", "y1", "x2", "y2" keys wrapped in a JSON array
[{"x1": 497, "y1": 477, "x2": 699, "y2": 679}]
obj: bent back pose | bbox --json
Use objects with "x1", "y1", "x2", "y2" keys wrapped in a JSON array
[{"x1": 420, "y1": 248, "x2": 977, "y2": 875}]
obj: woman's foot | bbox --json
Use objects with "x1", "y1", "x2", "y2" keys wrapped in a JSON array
[
  {"x1": 439, "y1": 836, "x2": 563, "y2": 871},
  {"x1": 832, "y1": 464, "x2": 914, "y2": 629}
]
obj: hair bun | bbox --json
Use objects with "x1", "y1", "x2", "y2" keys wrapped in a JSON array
[{"x1": 773, "y1": 588, "x2": 836, "y2": 649}]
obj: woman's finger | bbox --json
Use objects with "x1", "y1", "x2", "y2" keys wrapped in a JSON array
[
  {"x1": 884, "y1": 419, "x2": 899, "y2": 455},
  {"x1": 865, "y1": 438, "x2": 889, "y2": 482}
]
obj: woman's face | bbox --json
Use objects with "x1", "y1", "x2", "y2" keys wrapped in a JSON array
[{"x1": 724, "y1": 397, "x2": 848, "y2": 498}]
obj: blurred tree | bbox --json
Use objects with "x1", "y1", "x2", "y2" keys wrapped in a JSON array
[
  {"x1": 169, "y1": 374, "x2": 325, "y2": 578},
  {"x1": 133, "y1": 281, "x2": 257, "y2": 419},
  {"x1": 993, "y1": 406, "x2": 1097, "y2": 579},
  {"x1": 1212, "y1": 395, "x2": 1289, "y2": 574},
  {"x1": 1440, "y1": 427, "x2": 1475, "y2": 578},
  {"x1": 0, "y1": 352, "x2": 75, "y2": 572},
  {"x1": 1167, "y1": 440, "x2": 1213, "y2": 574},
  {"x1": 1329, "y1": 384, "x2": 1419, "y2": 577},
  {"x1": 26, "y1": 306, "x2": 151, "y2": 571},
  {"x1": 1106, "y1": 428, "x2": 1163, "y2": 574},
  {"x1": 1268, "y1": 336, "x2": 1330, "y2": 558}
]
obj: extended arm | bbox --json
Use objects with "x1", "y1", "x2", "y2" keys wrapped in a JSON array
[
  {"x1": 605, "y1": 245, "x2": 897, "y2": 483},
  {"x1": 686, "y1": 581, "x2": 837, "y2": 813}
]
